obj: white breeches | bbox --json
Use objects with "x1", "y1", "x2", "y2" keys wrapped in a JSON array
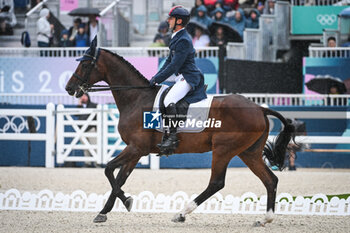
[{"x1": 164, "y1": 74, "x2": 192, "y2": 107}]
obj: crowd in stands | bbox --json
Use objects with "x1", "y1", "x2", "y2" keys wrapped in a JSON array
[
  {"x1": 36, "y1": 7, "x2": 99, "y2": 48},
  {"x1": 153, "y1": 0, "x2": 276, "y2": 48}
]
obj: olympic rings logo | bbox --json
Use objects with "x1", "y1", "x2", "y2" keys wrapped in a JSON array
[
  {"x1": 0, "y1": 115, "x2": 40, "y2": 133},
  {"x1": 316, "y1": 14, "x2": 336, "y2": 26}
]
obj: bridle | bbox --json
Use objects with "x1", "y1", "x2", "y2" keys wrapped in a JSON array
[{"x1": 73, "y1": 48, "x2": 151, "y2": 93}]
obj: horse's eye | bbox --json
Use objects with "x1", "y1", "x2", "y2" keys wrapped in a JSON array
[{"x1": 82, "y1": 63, "x2": 89, "y2": 69}]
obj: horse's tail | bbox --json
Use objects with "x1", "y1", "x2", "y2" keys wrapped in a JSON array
[{"x1": 262, "y1": 107, "x2": 296, "y2": 171}]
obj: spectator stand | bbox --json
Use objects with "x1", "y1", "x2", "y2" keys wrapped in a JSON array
[{"x1": 226, "y1": 1, "x2": 290, "y2": 62}]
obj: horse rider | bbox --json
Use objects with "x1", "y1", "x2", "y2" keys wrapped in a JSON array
[{"x1": 149, "y1": 5, "x2": 207, "y2": 154}]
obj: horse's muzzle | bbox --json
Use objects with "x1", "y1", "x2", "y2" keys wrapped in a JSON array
[{"x1": 65, "y1": 85, "x2": 76, "y2": 96}]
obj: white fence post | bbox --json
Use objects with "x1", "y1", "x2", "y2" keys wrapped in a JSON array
[
  {"x1": 45, "y1": 103, "x2": 55, "y2": 168},
  {"x1": 102, "y1": 104, "x2": 108, "y2": 164},
  {"x1": 150, "y1": 154, "x2": 160, "y2": 170},
  {"x1": 56, "y1": 104, "x2": 64, "y2": 164},
  {"x1": 97, "y1": 104, "x2": 103, "y2": 165}
]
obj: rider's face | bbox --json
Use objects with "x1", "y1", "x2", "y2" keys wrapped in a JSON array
[{"x1": 167, "y1": 16, "x2": 175, "y2": 29}]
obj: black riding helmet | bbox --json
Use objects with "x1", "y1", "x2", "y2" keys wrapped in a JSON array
[{"x1": 168, "y1": 5, "x2": 190, "y2": 31}]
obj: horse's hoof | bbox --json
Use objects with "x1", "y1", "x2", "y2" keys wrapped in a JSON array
[
  {"x1": 172, "y1": 213, "x2": 186, "y2": 223},
  {"x1": 93, "y1": 214, "x2": 107, "y2": 223},
  {"x1": 124, "y1": 197, "x2": 133, "y2": 212},
  {"x1": 253, "y1": 221, "x2": 265, "y2": 227}
]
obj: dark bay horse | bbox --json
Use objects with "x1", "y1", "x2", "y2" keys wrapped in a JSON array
[{"x1": 65, "y1": 42, "x2": 295, "y2": 226}]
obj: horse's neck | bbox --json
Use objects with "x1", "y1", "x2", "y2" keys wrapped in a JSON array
[{"x1": 105, "y1": 56, "x2": 155, "y2": 113}]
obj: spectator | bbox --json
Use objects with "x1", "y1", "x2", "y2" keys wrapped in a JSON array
[
  {"x1": 193, "y1": 5, "x2": 213, "y2": 27},
  {"x1": 86, "y1": 14, "x2": 98, "y2": 44},
  {"x1": 323, "y1": 37, "x2": 341, "y2": 57},
  {"x1": 0, "y1": 17, "x2": 13, "y2": 35},
  {"x1": 75, "y1": 23, "x2": 89, "y2": 47},
  {"x1": 77, "y1": 93, "x2": 98, "y2": 167},
  {"x1": 59, "y1": 29, "x2": 72, "y2": 47},
  {"x1": 151, "y1": 21, "x2": 171, "y2": 47},
  {"x1": 209, "y1": 26, "x2": 227, "y2": 46},
  {"x1": 256, "y1": 1, "x2": 265, "y2": 14},
  {"x1": 228, "y1": 8, "x2": 245, "y2": 38},
  {"x1": 203, "y1": 0, "x2": 217, "y2": 13},
  {"x1": 68, "y1": 18, "x2": 81, "y2": 44},
  {"x1": 245, "y1": 9, "x2": 260, "y2": 29},
  {"x1": 222, "y1": 0, "x2": 239, "y2": 11},
  {"x1": 0, "y1": 0, "x2": 16, "y2": 28},
  {"x1": 211, "y1": 7, "x2": 228, "y2": 23},
  {"x1": 190, "y1": 0, "x2": 205, "y2": 17},
  {"x1": 192, "y1": 25, "x2": 210, "y2": 48},
  {"x1": 264, "y1": 0, "x2": 275, "y2": 15},
  {"x1": 327, "y1": 85, "x2": 347, "y2": 106},
  {"x1": 37, "y1": 8, "x2": 53, "y2": 48}
]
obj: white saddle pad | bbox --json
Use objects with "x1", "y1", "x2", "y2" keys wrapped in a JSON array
[{"x1": 152, "y1": 85, "x2": 214, "y2": 133}]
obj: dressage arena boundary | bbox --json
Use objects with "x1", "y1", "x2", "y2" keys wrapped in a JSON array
[
  {"x1": 1, "y1": 189, "x2": 349, "y2": 216},
  {"x1": 1, "y1": 103, "x2": 350, "y2": 168}
]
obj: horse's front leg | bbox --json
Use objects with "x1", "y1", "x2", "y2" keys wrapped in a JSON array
[{"x1": 94, "y1": 145, "x2": 141, "y2": 223}]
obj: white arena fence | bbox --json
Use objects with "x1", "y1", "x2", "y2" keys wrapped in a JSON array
[
  {"x1": 0, "y1": 103, "x2": 55, "y2": 167},
  {"x1": 0, "y1": 189, "x2": 349, "y2": 215},
  {"x1": 308, "y1": 47, "x2": 350, "y2": 58},
  {"x1": 0, "y1": 103, "x2": 349, "y2": 168},
  {"x1": 0, "y1": 47, "x2": 219, "y2": 58},
  {"x1": 1, "y1": 93, "x2": 349, "y2": 106}
]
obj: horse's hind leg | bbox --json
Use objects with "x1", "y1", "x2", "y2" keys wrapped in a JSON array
[
  {"x1": 239, "y1": 135, "x2": 278, "y2": 226},
  {"x1": 94, "y1": 146, "x2": 141, "y2": 223},
  {"x1": 172, "y1": 149, "x2": 232, "y2": 222}
]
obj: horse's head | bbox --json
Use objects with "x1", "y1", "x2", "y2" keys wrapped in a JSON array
[{"x1": 65, "y1": 36, "x2": 104, "y2": 98}]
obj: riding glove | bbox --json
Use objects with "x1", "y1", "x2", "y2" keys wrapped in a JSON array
[{"x1": 149, "y1": 77, "x2": 156, "y2": 87}]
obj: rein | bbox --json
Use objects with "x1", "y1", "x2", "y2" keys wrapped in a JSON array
[{"x1": 87, "y1": 85, "x2": 151, "y2": 92}]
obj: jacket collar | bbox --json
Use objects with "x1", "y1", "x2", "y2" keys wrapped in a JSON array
[{"x1": 169, "y1": 28, "x2": 186, "y2": 47}]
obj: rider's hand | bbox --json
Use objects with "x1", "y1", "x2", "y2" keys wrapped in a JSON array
[{"x1": 149, "y1": 77, "x2": 156, "y2": 87}]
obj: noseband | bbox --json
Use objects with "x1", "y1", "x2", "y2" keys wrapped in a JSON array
[{"x1": 73, "y1": 49, "x2": 151, "y2": 93}]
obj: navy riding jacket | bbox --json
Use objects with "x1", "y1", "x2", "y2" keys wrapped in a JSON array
[{"x1": 152, "y1": 29, "x2": 207, "y2": 104}]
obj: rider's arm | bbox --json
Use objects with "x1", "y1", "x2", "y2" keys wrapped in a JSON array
[{"x1": 152, "y1": 38, "x2": 191, "y2": 84}]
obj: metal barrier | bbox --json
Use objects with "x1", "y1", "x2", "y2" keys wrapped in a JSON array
[
  {"x1": 260, "y1": 15, "x2": 276, "y2": 62},
  {"x1": 244, "y1": 29, "x2": 261, "y2": 61},
  {"x1": 1, "y1": 93, "x2": 350, "y2": 106},
  {"x1": 0, "y1": 47, "x2": 219, "y2": 58},
  {"x1": 309, "y1": 46, "x2": 350, "y2": 58},
  {"x1": 275, "y1": 1, "x2": 290, "y2": 50},
  {"x1": 98, "y1": 0, "x2": 132, "y2": 47}
]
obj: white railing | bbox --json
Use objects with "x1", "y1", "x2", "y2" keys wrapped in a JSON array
[
  {"x1": 55, "y1": 104, "x2": 158, "y2": 169},
  {"x1": 241, "y1": 93, "x2": 350, "y2": 106},
  {"x1": 0, "y1": 47, "x2": 219, "y2": 58},
  {"x1": 1, "y1": 93, "x2": 349, "y2": 106},
  {"x1": 309, "y1": 47, "x2": 350, "y2": 58},
  {"x1": 0, "y1": 103, "x2": 55, "y2": 167},
  {"x1": 291, "y1": 0, "x2": 345, "y2": 6},
  {"x1": 1, "y1": 104, "x2": 349, "y2": 168}
]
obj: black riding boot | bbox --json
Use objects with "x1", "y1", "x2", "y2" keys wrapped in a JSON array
[{"x1": 158, "y1": 103, "x2": 179, "y2": 154}]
